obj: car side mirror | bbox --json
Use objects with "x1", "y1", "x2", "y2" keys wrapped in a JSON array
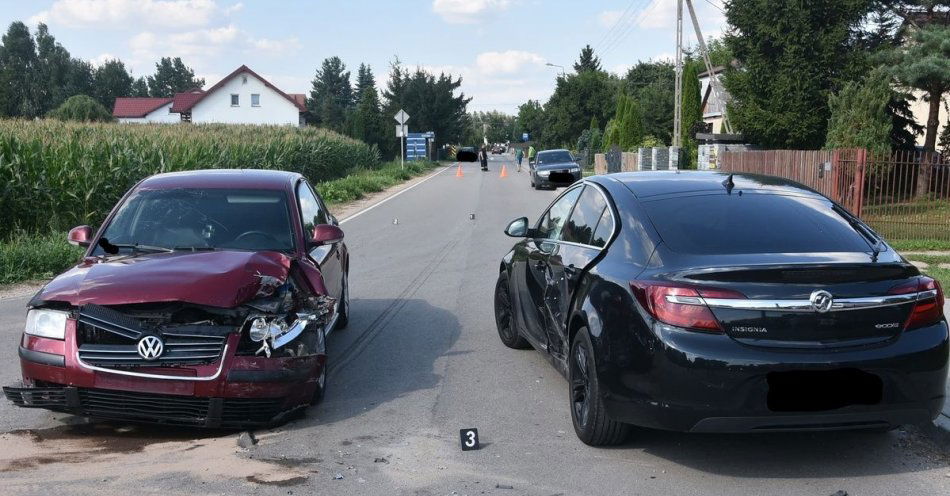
[
  {"x1": 311, "y1": 224, "x2": 344, "y2": 247},
  {"x1": 504, "y1": 217, "x2": 531, "y2": 237},
  {"x1": 68, "y1": 225, "x2": 93, "y2": 247}
]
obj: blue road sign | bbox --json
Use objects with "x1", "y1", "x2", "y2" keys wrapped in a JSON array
[
  {"x1": 522, "y1": 132, "x2": 529, "y2": 142},
  {"x1": 406, "y1": 132, "x2": 429, "y2": 161}
]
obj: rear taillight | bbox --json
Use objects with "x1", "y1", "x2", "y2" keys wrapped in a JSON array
[
  {"x1": 631, "y1": 282, "x2": 745, "y2": 333},
  {"x1": 889, "y1": 276, "x2": 944, "y2": 331}
]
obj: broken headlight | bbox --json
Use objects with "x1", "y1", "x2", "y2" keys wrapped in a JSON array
[{"x1": 24, "y1": 309, "x2": 69, "y2": 340}]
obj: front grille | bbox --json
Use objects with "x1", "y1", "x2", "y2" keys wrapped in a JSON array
[
  {"x1": 4, "y1": 384, "x2": 289, "y2": 427},
  {"x1": 3, "y1": 386, "x2": 70, "y2": 409},
  {"x1": 77, "y1": 304, "x2": 231, "y2": 367},
  {"x1": 78, "y1": 388, "x2": 211, "y2": 424},
  {"x1": 221, "y1": 398, "x2": 286, "y2": 426}
]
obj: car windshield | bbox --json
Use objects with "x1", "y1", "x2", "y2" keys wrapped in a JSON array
[
  {"x1": 641, "y1": 193, "x2": 872, "y2": 255},
  {"x1": 537, "y1": 151, "x2": 573, "y2": 165},
  {"x1": 92, "y1": 188, "x2": 295, "y2": 255}
]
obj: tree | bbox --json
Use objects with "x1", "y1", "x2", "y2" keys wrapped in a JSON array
[
  {"x1": 147, "y1": 57, "x2": 204, "y2": 97},
  {"x1": 354, "y1": 63, "x2": 376, "y2": 105},
  {"x1": 881, "y1": 24, "x2": 950, "y2": 151},
  {"x1": 543, "y1": 70, "x2": 617, "y2": 147},
  {"x1": 307, "y1": 56, "x2": 353, "y2": 131},
  {"x1": 939, "y1": 117, "x2": 950, "y2": 154},
  {"x1": 516, "y1": 99, "x2": 545, "y2": 145},
  {"x1": 681, "y1": 62, "x2": 702, "y2": 143},
  {"x1": 619, "y1": 97, "x2": 645, "y2": 150},
  {"x1": 48, "y1": 94, "x2": 113, "y2": 122},
  {"x1": 573, "y1": 44, "x2": 602, "y2": 73},
  {"x1": 93, "y1": 59, "x2": 133, "y2": 109},
  {"x1": 348, "y1": 85, "x2": 386, "y2": 152},
  {"x1": 825, "y1": 68, "x2": 893, "y2": 157},
  {"x1": 625, "y1": 60, "x2": 675, "y2": 145},
  {"x1": 131, "y1": 76, "x2": 150, "y2": 97},
  {"x1": 722, "y1": 0, "x2": 870, "y2": 148},
  {"x1": 34, "y1": 23, "x2": 75, "y2": 114},
  {"x1": 0, "y1": 21, "x2": 39, "y2": 117}
]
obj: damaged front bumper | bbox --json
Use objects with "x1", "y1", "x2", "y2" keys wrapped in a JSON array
[{"x1": 3, "y1": 315, "x2": 328, "y2": 428}]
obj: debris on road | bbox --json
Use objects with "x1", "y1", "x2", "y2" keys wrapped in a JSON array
[
  {"x1": 334, "y1": 473, "x2": 344, "y2": 480},
  {"x1": 495, "y1": 483, "x2": 514, "y2": 489},
  {"x1": 373, "y1": 457, "x2": 389, "y2": 464},
  {"x1": 829, "y1": 491, "x2": 848, "y2": 496},
  {"x1": 237, "y1": 431, "x2": 258, "y2": 449}
]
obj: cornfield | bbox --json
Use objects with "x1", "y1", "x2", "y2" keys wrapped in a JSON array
[{"x1": 0, "y1": 119, "x2": 380, "y2": 239}]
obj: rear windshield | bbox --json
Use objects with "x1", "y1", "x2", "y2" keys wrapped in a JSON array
[
  {"x1": 641, "y1": 193, "x2": 872, "y2": 255},
  {"x1": 537, "y1": 151, "x2": 573, "y2": 165}
]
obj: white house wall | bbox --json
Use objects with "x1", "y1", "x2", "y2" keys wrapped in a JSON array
[
  {"x1": 189, "y1": 72, "x2": 300, "y2": 125},
  {"x1": 117, "y1": 102, "x2": 178, "y2": 124}
]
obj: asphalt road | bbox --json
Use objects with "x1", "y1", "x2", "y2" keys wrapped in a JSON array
[{"x1": 1, "y1": 154, "x2": 948, "y2": 496}]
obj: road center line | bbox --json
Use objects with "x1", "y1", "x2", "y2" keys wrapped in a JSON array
[{"x1": 339, "y1": 164, "x2": 454, "y2": 225}]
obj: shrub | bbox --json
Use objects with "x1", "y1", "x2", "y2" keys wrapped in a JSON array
[{"x1": 48, "y1": 95, "x2": 114, "y2": 122}]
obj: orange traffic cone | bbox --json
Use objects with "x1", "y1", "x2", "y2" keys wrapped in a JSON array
[
  {"x1": 499, "y1": 165, "x2": 508, "y2": 178},
  {"x1": 456, "y1": 164, "x2": 464, "y2": 177}
]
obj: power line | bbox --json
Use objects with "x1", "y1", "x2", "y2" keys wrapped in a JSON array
[
  {"x1": 594, "y1": 0, "x2": 638, "y2": 53},
  {"x1": 700, "y1": 0, "x2": 724, "y2": 14},
  {"x1": 598, "y1": 0, "x2": 653, "y2": 58}
]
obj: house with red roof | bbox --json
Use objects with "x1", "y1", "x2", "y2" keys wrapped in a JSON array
[{"x1": 113, "y1": 65, "x2": 307, "y2": 126}]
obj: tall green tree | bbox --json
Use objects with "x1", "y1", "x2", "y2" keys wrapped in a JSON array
[
  {"x1": 573, "y1": 44, "x2": 602, "y2": 73},
  {"x1": 93, "y1": 59, "x2": 133, "y2": 109},
  {"x1": 881, "y1": 24, "x2": 950, "y2": 151},
  {"x1": 722, "y1": 0, "x2": 870, "y2": 148},
  {"x1": 34, "y1": 23, "x2": 76, "y2": 114},
  {"x1": 543, "y1": 70, "x2": 617, "y2": 147},
  {"x1": 147, "y1": 57, "x2": 204, "y2": 97},
  {"x1": 625, "y1": 60, "x2": 675, "y2": 145},
  {"x1": 348, "y1": 84, "x2": 386, "y2": 152},
  {"x1": 0, "y1": 21, "x2": 39, "y2": 117},
  {"x1": 354, "y1": 63, "x2": 376, "y2": 104},
  {"x1": 131, "y1": 76, "x2": 150, "y2": 97},
  {"x1": 516, "y1": 99, "x2": 545, "y2": 145},
  {"x1": 619, "y1": 97, "x2": 645, "y2": 150},
  {"x1": 307, "y1": 56, "x2": 353, "y2": 131},
  {"x1": 825, "y1": 68, "x2": 893, "y2": 156}
]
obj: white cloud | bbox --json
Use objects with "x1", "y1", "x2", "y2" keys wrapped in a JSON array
[
  {"x1": 636, "y1": 0, "x2": 728, "y2": 38},
  {"x1": 475, "y1": 50, "x2": 545, "y2": 75},
  {"x1": 33, "y1": 0, "x2": 239, "y2": 29},
  {"x1": 636, "y1": 0, "x2": 677, "y2": 29},
  {"x1": 130, "y1": 24, "x2": 239, "y2": 66},
  {"x1": 432, "y1": 0, "x2": 512, "y2": 24},
  {"x1": 247, "y1": 37, "x2": 303, "y2": 57},
  {"x1": 91, "y1": 53, "x2": 119, "y2": 67},
  {"x1": 598, "y1": 10, "x2": 624, "y2": 29}
]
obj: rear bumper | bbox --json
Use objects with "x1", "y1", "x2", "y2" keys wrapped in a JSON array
[
  {"x1": 4, "y1": 319, "x2": 325, "y2": 427},
  {"x1": 599, "y1": 319, "x2": 949, "y2": 433}
]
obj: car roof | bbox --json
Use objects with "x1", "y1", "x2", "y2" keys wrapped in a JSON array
[
  {"x1": 137, "y1": 169, "x2": 302, "y2": 191},
  {"x1": 593, "y1": 171, "x2": 822, "y2": 199},
  {"x1": 538, "y1": 149, "x2": 570, "y2": 154}
]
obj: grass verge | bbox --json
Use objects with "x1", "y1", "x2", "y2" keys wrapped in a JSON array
[{"x1": 1, "y1": 160, "x2": 442, "y2": 287}]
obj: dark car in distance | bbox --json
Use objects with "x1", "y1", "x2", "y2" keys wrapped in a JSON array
[
  {"x1": 530, "y1": 149, "x2": 581, "y2": 189},
  {"x1": 494, "y1": 171, "x2": 948, "y2": 446},
  {"x1": 4, "y1": 169, "x2": 349, "y2": 428}
]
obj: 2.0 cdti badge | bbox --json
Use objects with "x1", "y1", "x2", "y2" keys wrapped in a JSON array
[
  {"x1": 494, "y1": 171, "x2": 948, "y2": 446},
  {"x1": 3, "y1": 169, "x2": 349, "y2": 427}
]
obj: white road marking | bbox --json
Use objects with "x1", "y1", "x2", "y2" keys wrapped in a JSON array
[{"x1": 339, "y1": 165, "x2": 454, "y2": 225}]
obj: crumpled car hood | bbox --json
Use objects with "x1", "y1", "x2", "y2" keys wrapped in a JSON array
[{"x1": 36, "y1": 250, "x2": 292, "y2": 308}]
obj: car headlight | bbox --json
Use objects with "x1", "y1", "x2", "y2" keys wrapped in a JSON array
[
  {"x1": 537, "y1": 170, "x2": 551, "y2": 177},
  {"x1": 24, "y1": 309, "x2": 68, "y2": 340}
]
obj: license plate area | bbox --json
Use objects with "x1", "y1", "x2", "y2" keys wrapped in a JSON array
[
  {"x1": 548, "y1": 171, "x2": 574, "y2": 183},
  {"x1": 766, "y1": 369, "x2": 882, "y2": 412}
]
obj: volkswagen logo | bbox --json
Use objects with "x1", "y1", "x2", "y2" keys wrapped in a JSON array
[
  {"x1": 809, "y1": 290, "x2": 834, "y2": 313},
  {"x1": 137, "y1": 335, "x2": 164, "y2": 360}
]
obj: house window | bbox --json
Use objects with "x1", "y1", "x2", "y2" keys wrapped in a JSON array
[
  {"x1": 231, "y1": 94, "x2": 239, "y2": 106},
  {"x1": 251, "y1": 94, "x2": 260, "y2": 107}
]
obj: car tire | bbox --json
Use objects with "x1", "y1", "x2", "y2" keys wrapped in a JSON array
[
  {"x1": 570, "y1": 327, "x2": 630, "y2": 446},
  {"x1": 310, "y1": 355, "x2": 327, "y2": 405},
  {"x1": 494, "y1": 273, "x2": 531, "y2": 349},
  {"x1": 335, "y1": 274, "x2": 349, "y2": 330}
]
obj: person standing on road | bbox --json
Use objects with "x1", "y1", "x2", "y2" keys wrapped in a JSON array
[
  {"x1": 479, "y1": 145, "x2": 489, "y2": 171},
  {"x1": 515, "y1": 148, "x2": 524, "y2": 172},
  {"x1": 527, "y1": 145, "x2": 537, "y2": 167}
]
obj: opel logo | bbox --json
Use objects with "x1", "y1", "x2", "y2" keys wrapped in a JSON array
[
  {"x1": 810, "y1": 290, "x2": 834, "y2": 313},
  {"x1": 137, "y1": 335, "x2": 164, "y2": 360}
]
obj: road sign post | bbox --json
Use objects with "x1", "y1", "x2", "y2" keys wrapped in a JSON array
[{"x1": 394, "y1": 109, "x2": 410, "y2": 169}]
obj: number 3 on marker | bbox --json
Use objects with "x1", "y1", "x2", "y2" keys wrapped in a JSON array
[{"x1": 459, "y1": 428, "x2": 479, "y2": 451}]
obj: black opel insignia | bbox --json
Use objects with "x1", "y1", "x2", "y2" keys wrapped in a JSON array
[{"x1": 494, "y1": 171, "x2": 948, "y2": 446}]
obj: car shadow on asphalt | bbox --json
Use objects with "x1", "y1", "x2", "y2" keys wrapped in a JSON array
[
  {"x1": 618, "y1": 426, "x2": 949, "y2": 478},
  {"x1": 296, "y1": 297, "x2": 461, "y2": 427}
]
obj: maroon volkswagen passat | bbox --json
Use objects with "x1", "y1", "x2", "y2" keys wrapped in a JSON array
[{"x1": 3, "y1": 169, "x2": 349, "y2": 427}]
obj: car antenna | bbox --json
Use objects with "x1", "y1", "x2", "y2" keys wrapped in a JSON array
[{"x1": 722, "y1": 174, "x2": 735, "y2": 195}]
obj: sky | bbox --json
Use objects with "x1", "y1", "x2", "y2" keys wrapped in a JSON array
[{"x1": 0, "y1": 0, "x2": 729, "y2": 114}]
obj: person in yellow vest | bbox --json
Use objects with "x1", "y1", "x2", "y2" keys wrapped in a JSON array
[{"x1": 527, "y1": 145, "x2": 537, "y2": 167}]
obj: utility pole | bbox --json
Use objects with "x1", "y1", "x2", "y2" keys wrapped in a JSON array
[
  {"x1": 684, "y1": 0, "x2": 732, "y2": 133},
  {"x1": 673, "y1": 0, "x2": 684, "y2": 147}
]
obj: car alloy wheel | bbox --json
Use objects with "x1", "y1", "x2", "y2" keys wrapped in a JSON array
[
  {"x1": 494, "y1": 274, "x2": 530, "y2": 349},
  {"x1": 569, "y1": 327, "x2": 630, "y2": 446}
]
